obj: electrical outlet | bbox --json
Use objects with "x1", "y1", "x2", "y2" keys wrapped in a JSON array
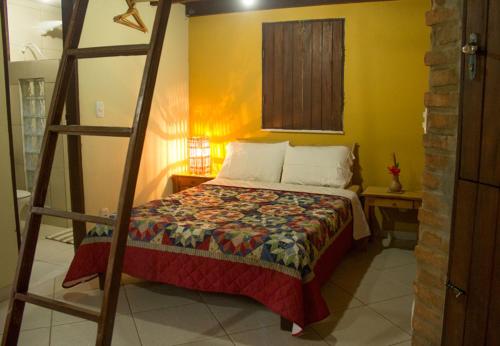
[{"x1": 96, "y1": 101, "x2": 105, "y2": 118}]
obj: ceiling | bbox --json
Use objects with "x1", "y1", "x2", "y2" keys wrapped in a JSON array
[
  {"x1": 32, "y1": 0, "x2": 61, "y2": 8},
  {"x1": 173, "y1": 0, "x2": 393, "y2": 17}
]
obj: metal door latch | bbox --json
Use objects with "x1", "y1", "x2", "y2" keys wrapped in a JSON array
[
  {"x1": 446, "y1": 281, "x2": 467, "y2": 298},
  {"x1": 462, "y1": 33, "x2": 479, "y2": 80}
]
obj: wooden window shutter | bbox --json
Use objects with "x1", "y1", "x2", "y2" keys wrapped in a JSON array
[{"x1": 262, "y1": 19, "x2": 345, "y2": 132}]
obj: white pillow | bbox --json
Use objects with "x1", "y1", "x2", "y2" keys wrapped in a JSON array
[
  {"x1": 217, "y1": 141, "x2": 289, "y2": 183},
  {"x1": 281, "y1": 145, "x2": 354, "y2": 188}
]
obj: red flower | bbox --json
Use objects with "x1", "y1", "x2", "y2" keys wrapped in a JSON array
[{"x1": 388, "y1": 165, "x2": 401, "y2": 176}]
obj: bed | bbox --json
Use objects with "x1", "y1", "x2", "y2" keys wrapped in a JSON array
[{"x1": 63, "y1": 177, "x2": 370, "y2": 335}]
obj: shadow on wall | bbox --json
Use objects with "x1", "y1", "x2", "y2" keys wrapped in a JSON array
[
  {"x1": 135, "y1": 82, "x2": 190, "y2": 204},
  {"x1": 191, "y1": 67, "x2": 259, "y2": 173}
]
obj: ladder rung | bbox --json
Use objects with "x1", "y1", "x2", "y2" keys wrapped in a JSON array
[
  {"x1": 66, "y1": 44, "x2": 150, "y2": 59},
  {"x1": 49, "y1": 125, "x2": 133, "y2": 137},
  {"x1": 32, "y1": 207, "x2": 115, "y2": 226},
  {"x1": 15, "y1": 293, "x2": 100, "y2": 322}
]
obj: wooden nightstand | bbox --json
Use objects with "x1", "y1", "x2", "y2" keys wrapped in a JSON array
[
  {"x1": 172, "y1": 173, "x2": 215, "y2": 193},
  {"x1": 362, "y1": 186, "x2": 423, "y2": 244}
]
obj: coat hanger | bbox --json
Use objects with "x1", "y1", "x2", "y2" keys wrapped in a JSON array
[{"x1": 113, "y1": 0, "x2": 148, "y2": 33}]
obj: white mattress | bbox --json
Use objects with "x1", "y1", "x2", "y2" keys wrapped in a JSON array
[{"x1": 205, "y1": 178, "x2": 371, "y2": 240}]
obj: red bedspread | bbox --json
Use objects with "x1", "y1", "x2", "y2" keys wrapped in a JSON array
[{"x1": 64, "y1": 184, "x2": 354, "y2": 330}]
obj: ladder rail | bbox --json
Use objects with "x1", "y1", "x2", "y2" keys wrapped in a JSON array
[
  {"x1": 15, "y1": 293, "x2": 100, "y2": 322},
  {"x1": 62, "y1": 0, "x2": 87, "y2": 253},
  {"x1": 67, "y1": 44, "x2": 150, "y2": 58},
  {"x1": 31, "y1": 207, "x2": 115, "y2": 226},
  {"x1": 49, "y1": 125, "x2": 133, "y2": 137},
  {"x1": 1, "y1": 1, "x2": 90, "y2": 344},
  {"x1": 96, "y1": 1, "x2": 173, "y2": 344}
]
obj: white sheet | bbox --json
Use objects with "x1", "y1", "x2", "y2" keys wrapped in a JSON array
[{"x1": 205, "y1": 178, "x2": 370, "y2": 240}]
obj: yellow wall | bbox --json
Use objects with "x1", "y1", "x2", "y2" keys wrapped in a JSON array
[
  {"x1": 0, "y1": 24, "x2": 19, "y2": 294},
  {"x1": 189, "y1": 0, "x2": 429, "y2": 190},
  {"x1": 78, "y1": 2, "x2": 189, "y2": 215}
]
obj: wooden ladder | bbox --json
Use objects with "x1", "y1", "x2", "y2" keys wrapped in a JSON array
[{"x1": 1, "y1": 0, "x2": 172, "y2": 345}]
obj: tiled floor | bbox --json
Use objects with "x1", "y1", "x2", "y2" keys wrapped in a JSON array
[{"x1": 1, "y1": 225, "x2": 416, "y2": 345}]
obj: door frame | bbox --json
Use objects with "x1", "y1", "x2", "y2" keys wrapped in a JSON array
[
  {"x1": 0, "y1": 1, "x2": 21, "y2": 249},
  {"x1": 442, "y1": 0, "x2": 468, "y2": 339}
]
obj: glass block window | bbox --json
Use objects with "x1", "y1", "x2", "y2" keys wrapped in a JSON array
[{"x1": 20, "y1": 78, "x2": 46, "y2": 191}]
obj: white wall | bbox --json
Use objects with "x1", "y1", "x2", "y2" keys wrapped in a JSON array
[
  {"x1": 78, "y1": 2, "x2": 189, "y2": 215},
  {"x1": 0, "y1": 20, "x2": 19, "y2": 298},
  {"x1": 7, "y1": 0, "x2": 63, "y2": 61}
]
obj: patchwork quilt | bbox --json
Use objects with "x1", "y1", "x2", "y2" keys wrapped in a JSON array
[{"x1": 64, "y1": 184, "x2": 354, "y2": 330}]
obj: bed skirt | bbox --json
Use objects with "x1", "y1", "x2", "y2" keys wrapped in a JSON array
[{"x1": 63, "y1": 222, "x2": 353, "y2": 331}]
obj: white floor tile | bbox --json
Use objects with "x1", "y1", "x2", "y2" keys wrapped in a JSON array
[
  {"x1": 125, "y1": 282, "x2": 201, "y2": 313},
  {"x1": 200, "y1": 292, "x2": 260, "y2": 307},
  {"x1": 341, "y1": 245, "x2": 416, "y2": 270},
  {"x1": 312, "y1": 306, "x2": 411, "y2": 346},
  {"x1": 28, "y1": 277, "x2": 55, "y2": 298},
  {"x1": 331, "y1": 257, "x2": 415, "y2": 292},
  {"x1": 230, "y1": 325, "x2": 327, "y2": 346},
  {"x1": 200, "y1": 292, "x2": 282, "y2": 334},
  {"x1": 321, "y1": 282, "x2": 363, "y2": 313},
  {"x1": 35, "y1": 239, "x2": 74, "y2": 266},
  {"x1": 52, "y1": 288, "x2": 130, "y2": 326},
  {"x1": 207, "y1": 299, "x2": 279, "y2": 335},
  {"x1": 51, "y1": 314, "x2": 141, "y2": 346},
  {"x1": 329, "y1": 260, "x2": 380, "y2": 290},
  {"x1": 0, "y1": 326, "x2": 51, "y2": 345},
  {"x1": 0, "y1": 301, "x2": 52, "y2": 332},
  {"x1": 173, "y1": 335, "x2": 234, "y2": 346},
  {"x1": 369, "y1": 295, "x2": 414, "y2": 334},
  {"x1": 330, "y1": 264, "x2": 413, "y2": 304},
  {"x1": 30, "y1": 261, "x2": 67, "y2": 289},
  {"x1": 346, "y1": 278, "x2": 412, "y2": 305},
  {"x1": 379, "y1": 264, "x2": 417, "y2": 287},
  {"x1": 367, "y1": 248, "x2": 416, "y2": 270},
  {"x1": 38, "y1": 224, "x2": 68, "y2": 238},
  {"x1": 18, "y1": 327, "x2": 50, "y2": 346},
  {"x1": 134, "y1": 303, "x2": 225, "y2": 346}
]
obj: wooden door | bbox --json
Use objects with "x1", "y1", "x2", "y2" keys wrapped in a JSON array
[
  {"x1": 478, "y1": 0, "x2": 500, "y2": 186},
  {"x1": 444, "y1": 183, "x2": 500, "y2": 345},
  {"x1": 459, "y1": 0, "x2": 500, "y2": 186},
  {"x1": 444, "y1": 0, "x2": 500, "y2": 344}
]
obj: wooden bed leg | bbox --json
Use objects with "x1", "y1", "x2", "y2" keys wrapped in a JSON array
[
  {"x1": 98, "y1": 273, "x2": 105, "y2": 291},
  {"x1": 280, "y1": 316, "x2": 293, "y2": 331}
]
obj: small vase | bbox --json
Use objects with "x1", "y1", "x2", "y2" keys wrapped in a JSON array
[{"x1": 388, "y1": 175, "x2": 403, "y2": 193}]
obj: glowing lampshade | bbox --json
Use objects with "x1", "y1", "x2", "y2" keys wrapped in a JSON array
[{"x1": 188, "y1": 137, "x2": 211, "y2": 175}]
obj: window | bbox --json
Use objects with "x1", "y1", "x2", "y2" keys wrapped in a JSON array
[
  {"x1": 20, "y1": 78, "x2": 46, "y2": 191},
  {"x1": 262, "y1": 19, "x2": 345, "y2": 132}
]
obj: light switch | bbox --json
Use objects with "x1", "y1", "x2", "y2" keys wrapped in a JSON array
[{"x1": 96, "y1": 101, "x2": 105, "y2": 118}]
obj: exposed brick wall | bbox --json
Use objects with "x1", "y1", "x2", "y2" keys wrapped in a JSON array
[{"x1": 413, "y1": 0, "x2": 464, "y2": 344}]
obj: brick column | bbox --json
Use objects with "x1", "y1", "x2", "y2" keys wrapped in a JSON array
[{"x1": 413, "y1": 0, "x2": 464, "y2": 345}]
